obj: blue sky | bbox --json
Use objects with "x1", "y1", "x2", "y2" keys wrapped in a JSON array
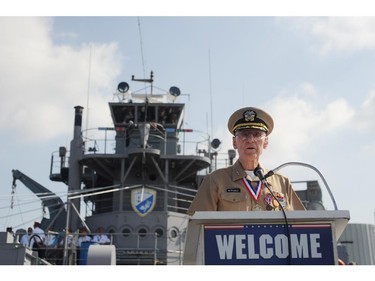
[{"x1": 2, "y1": 7, "x2": 375, "y2": 231}]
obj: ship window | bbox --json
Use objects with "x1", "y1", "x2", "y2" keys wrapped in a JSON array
[
  {"x1": 170, "y1": 229, "x2": 178, "y2": 238},
  {"x1": 138, "y1": 228, "x2": 147, "y2": 238},
  {"x1": 158, "y1": 106, "x2": 169, "y2": 125},
  {"x1": 137, "y1": 105, "x2": 156, "y2": 122},
  {"x1": 124, "y1": 108, "x2": 135, "y2": 123},
  {"x1": 168, "y1": 227, "x2": 179, "y2": 240},
  {"x1": 122, "y1": 228, "x2": 131, "y2": 237},
  {"x1": 155, "y1": 228, "x2": 164, "y2": 238},
  {"x1": 113, "y1": 105, "x2": 135, "y2": 124}
]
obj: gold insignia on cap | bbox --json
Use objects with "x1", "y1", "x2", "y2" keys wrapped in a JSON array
[{"x1": 244, "y1": 110, "x2": 256, "y2": 122}]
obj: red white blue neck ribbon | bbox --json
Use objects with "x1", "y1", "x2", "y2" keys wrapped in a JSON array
[{"x1": 242, "y1": 177, "x2": 263, "y2": 201}]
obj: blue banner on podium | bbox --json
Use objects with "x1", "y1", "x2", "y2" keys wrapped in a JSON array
[{"x1": 204, "y1": 223, "x2": 334, "y2": 265}]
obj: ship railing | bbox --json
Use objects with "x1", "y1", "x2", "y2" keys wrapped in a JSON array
[
  {"x1": 115, "y1": 234, "x2": 160, "y2": 265},
  {"x1": 33, "y1": 231, "x2": 165, "y2": 265},
  {"x1": 162, "y1": 184, "x2": 197, "y2": 213},
  {"x1": 50, "y1": 126, "x2": 236, "y2": 178},
  {"x1": 113, "y1": 231, "x2": 182, "y2": 265},
  {"x1": 77, "y1": 232, "x2": 162, "y2": 265},
  {"x1": 80, "y1": 126, "x2": 215, "y2": 156}
]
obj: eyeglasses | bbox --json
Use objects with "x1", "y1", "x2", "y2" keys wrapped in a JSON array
[{"x1": 235, "y1": 129, "x2": 266, "y2": 141}]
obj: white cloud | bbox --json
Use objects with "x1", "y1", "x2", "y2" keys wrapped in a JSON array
[
  {"x1": 0, "y1": 17, "x2": 122, "y2": 142},
  {"x1": 211, "y1": 82, "x2": 356, "y2": 170},
  {"x1": 356, "y1": 89, "x2": 375, "y2": 131},
  {"x1": 313, "y1": 17, "x2": 375, "y2": 54},
  {"x1": 299, "y1": 82, "x2": 317, "y2": 98},
  {"x1": 285, "y1": 17, "x2": 375, "y2": 55},
  {"x1": 263, "y1": 84, "x2": 354, "y2": 162}
]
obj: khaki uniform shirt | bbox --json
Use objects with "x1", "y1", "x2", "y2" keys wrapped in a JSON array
[{"x1": 188, "y1": 160, "x2": 305, "y2": 215}]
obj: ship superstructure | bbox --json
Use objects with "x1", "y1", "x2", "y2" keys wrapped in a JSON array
[{"x1": 45, "y1": 72, "x2": 226, "y2": 265}]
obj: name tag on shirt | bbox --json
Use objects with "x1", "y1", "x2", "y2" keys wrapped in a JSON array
[{"x1": 226, "y1": 188, "x2": 241, "y2": 193}]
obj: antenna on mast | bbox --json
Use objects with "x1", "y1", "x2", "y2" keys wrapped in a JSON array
[
  {"x1": 137, "y1": 17, "x2": 147, "y2": 86},
  {"x1": 208, "y1": 48, "x2": 213, "y2": 137},
  {"x1": 132, "y1": 71, "x2": 154, "y2": 95},
  {"x1": 85, "y1": 45, "x2": 92, "y2": 144}
]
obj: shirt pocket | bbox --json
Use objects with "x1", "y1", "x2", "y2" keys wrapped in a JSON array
[
  {"x1": 219, "y1": 191, "x2": 248, "y2": 211},
  {"x1": 220, "y1": 191, "x2": 247, "y2": 203}
]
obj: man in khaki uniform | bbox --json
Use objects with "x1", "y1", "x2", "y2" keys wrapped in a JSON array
[{"x1": 188, "y1": 107, "x2": 305, "y2": 215}]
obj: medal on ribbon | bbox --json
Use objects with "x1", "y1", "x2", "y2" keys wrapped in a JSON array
[
  {"x1": 264, "y1": 192, "x2": 285, "y2": 210},
  {"x1": 274, "y1": 192, "x2": 286, "y2": 207},
  {"x1": 242, "y1": 177, "x2": 263, "y2": 202},
  {"x1": 264, "y1": 193, "x2": 274, "y2": 210}
]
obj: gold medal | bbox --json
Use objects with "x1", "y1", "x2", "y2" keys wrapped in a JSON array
[{"x1": 272, "y1": 198, "x2": 280, "y2": 208}]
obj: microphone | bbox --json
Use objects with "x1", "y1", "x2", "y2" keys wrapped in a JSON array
[
  {"x1": 253, "y1": 166, "x2": 266, "y2": 181},
  {"x1": 254, "y1": 166, "x2": 274, "y2": 180},
  {"x1": 254, "y1": 165, "x2": 287, "y2": 214},
  {"x1": 254, "y1": 165, "x2": 284, "y2": 207}
]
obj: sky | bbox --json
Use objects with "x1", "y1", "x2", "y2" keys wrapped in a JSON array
[{"x1": 2, "y1": 3, "x2": 375, "y2": 234}]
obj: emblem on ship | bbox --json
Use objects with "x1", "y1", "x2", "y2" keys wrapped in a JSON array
[{"x1": 131, "y1": 187, "x2": 157, "y2": 217}]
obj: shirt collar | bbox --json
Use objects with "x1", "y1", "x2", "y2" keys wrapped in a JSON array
[{"x1": 231, "y1": 160, "x2": 273, "y2": 184}]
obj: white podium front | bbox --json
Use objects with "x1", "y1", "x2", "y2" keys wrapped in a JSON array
[{"x1": 183, "y1": 210, "x2": 350, "y2": 265}]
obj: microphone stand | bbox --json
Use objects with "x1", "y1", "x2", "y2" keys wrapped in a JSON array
[{"x1": 265, "y1": 162, "x2": 338, "y2": 210}]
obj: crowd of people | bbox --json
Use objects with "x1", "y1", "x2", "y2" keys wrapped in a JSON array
[{"x1": 19, "y1": 222, "x2": 111, "y2": 264}]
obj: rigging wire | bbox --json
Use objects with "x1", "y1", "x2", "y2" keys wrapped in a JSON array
[
  {"x1": 5, "y1": 179, "x2": 25, "y2": 229},
  {"x1": 137, "y1": 17, "x2": 147, "y2": 89},
  {"x1": 1, "y1": 188, "x2": 70, "y2": 230},
  {"x1": 208, "y1": 48, "x2": 214, "y2": 138},
  {"x1": 84, "y1": 44, "x2": 92, "y2": 149}
]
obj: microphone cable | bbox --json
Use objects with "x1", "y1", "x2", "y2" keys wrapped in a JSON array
[{"x1": 254, "y1": 166, "x2": 292, "y2": 265}]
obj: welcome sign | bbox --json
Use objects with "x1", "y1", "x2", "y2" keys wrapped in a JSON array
[{"x1": 203, "y1": 223, "x2": 335, "y2": 265}]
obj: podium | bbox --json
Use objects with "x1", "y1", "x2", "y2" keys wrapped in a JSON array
[{"x1": 183, "y1": 210, "x2": 350, "y2": 265}]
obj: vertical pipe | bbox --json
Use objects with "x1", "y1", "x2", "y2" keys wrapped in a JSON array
[{"x1": 67, "y1": 106, "x2": 84, "y2": 232}]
